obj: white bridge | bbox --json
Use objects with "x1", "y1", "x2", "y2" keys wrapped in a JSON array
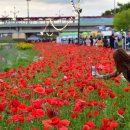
[{"x1": 0, "y1": 16, "x2": 113, "y2": 34}]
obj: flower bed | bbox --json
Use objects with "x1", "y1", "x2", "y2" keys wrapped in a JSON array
[
  {"x1": 16, "y1": 42, "x2": 33, "y2": 50},
  {"x1": 0, "y1": 43, "x2": 129, "y2": 130}
]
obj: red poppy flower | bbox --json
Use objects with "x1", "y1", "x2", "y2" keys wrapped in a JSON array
[
  {"x1": 85, "y1": 121, "x2": 95, "y2": 129},
  {"x1": 15, "y1": 128, "x2": 21, "y2": 130},
  {"x1": 9, "y1": 99, "x2": 20, "y2": 108},
  {"x1": 83, "y1": 124, "x2": 90, "y2": 130},
  {"x1": 109, "y1": 92, "x2": 116, "y2": 98},
  {"x1": 0, "y1": 92, "x2": 5, "y2": 97},
  {"x1": 110, "y1": 121, "x2": 118, "y2": 129},
  {"x1": 34, "y1": 87, "x2": 45, "y2": 94},
  {"x1": 42, "y1": 119, "x2": 52, "y2": 130},
  {"x1": 87, "y1": 86, "x2": 94, "y2": 92},
  {"x1": 44, "y1": 78, "x2": 51, "y2": 86},
  {"x1": 32, "y1": 109, "x2": 45, "y2": 118},
  {"x1": 33, "y1": 100, "x2": 42, "y2": 109},
  {"x1": 59, "y1": 126, "x2": 68, "y2": 130},
  {"x1": 25, "y1": 115, "x2": 34, "y2": 122},
  {"x1": 11, "y1": 114, "x2": 24, "y2": 123},
  {"x1": 117, "y1": 109, "x2": 125, "y2": 115},
  {"x1": 124, "y1": 87, "x2": 130, "y2": 92},
  {"x1": 60, "y1": 120, "x2": 70, "y2": 127},
  {"x1": 70, "y1": 113, "x2": 78, "y2": 118},
  {"x1": 0, "y1": 104, "x2": 5, "y2": 113},
  {"x1": 51, "y1": 117, "x2": 60, "y2": 125},
  {"x1": 0, "y1": 115, "x2": 2, "y2": 120}
]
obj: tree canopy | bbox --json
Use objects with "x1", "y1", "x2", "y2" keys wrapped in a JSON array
[
  {"x1": 102, "y1": 2, "x2": 130, "y2": 16},
  {"x1": 113, "y1": 9, "x2": 130, "y2": 31},
  {"x1": 101, "y1": 2, "x2": 130, "y2": 31}
]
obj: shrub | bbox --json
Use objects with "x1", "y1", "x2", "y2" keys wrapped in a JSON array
[{"x1": 15, "y1": 42, "x2": 33, "y2": 50}]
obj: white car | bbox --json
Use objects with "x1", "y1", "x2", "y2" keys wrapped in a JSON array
[{"x1": 27, "y1": 35, "x2": 42, "y2": 42}]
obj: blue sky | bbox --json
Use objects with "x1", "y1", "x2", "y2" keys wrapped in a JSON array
[{"x1": 0, "y1": 0, "x2": 129, "y2": 18}]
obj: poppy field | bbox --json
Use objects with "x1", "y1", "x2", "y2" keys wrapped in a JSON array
[{"x1": 0, "y1": 42, "x2": 130, "y2": 130}]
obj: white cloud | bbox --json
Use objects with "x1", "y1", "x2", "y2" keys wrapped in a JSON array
[{"x1": 0, "y1": 0, "x2": 129, "y2": 17}]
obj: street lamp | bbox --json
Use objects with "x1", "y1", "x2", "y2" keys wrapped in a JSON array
[
  {"x1": 70, "y1": 0, "x2": 82, "y2": 45},
  {"x1": 77, "y1": 9, "x2": 82, "y2": 45},
  {"x1": 26, "y1": 0, "x2": 31, "y2": 23}
]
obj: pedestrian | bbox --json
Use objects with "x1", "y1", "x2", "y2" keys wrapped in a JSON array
[
  {"x1": 122, "y1": 36, "x2": 126, "y2": 49},
  {"x1": 97, "y1": 37, "x2": 103, "y2": 47},
  {"x1": 89, "y1": 36, "x2": 94, "y2": 46},
  {"x1": 95, "y1": 48, "x2": 130, "y2": 82},
  {"x1": 110, "y1": 34, "x2": 115, "y2": 49},
  {"x1": 114, "y1": 36, "x2": 119, "y2": 49},
  {"x1": 68, "y1": 38, "x2": 71, "y2": 44},
  {"x1": 127, "y1": 36, "x2": 130, "y2": 48},
  {"x1": 86, "y1": 36, "x2": 90, "y2": 46},
  {"x1": 103, "y1": 36, "x2": 109, "y2": 48}
]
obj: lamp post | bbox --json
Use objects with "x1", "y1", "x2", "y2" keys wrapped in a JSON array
[
  {"x1": 70, "y1": 0, "x2": 82, "y2": 45},
  {"x1": 26, "y1": 0, "x2": 31, "y2": 23},
  {"x1": 77, "y1": 9, "x2": 82, "y2": 45}
]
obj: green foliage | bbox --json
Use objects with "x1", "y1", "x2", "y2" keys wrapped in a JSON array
[
  {"x1": 102, "y1": 2, "x2": 130, "y2": 16},
  {"x1": 0, "y1": 39, "x2": 17, "y2": 43},
  {"x1": 102, "y1": 10, "x2": 113, "y2": 16},
  {"x1": 0, "y1": 46, "x2": 40, "y2": 72},
  {"x1": 118, "y1": 2, "x2": 130, "y2": 12},
  {"x1": 4, "y1": 67, "x2": 11, "y2": 72},
  {"x1": 114, "y1": 9, "x2": 130, "y2": 31}
]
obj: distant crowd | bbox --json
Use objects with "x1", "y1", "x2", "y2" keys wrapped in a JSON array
[{"x1": 68, "y1": 34, "x2": 127, "y2": 49}]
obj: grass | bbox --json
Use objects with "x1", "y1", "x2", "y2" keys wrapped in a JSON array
[
  {"x1": 0, "y1": 45, "x2": 40, "y2": 72},
  {"x1": 0, "y1": 39, "x2": 17, "y2": 44}
]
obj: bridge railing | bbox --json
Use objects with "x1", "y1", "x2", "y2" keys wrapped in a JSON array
[{"x1": 0, "y1": 16, "x2": 76, "y2": 25}]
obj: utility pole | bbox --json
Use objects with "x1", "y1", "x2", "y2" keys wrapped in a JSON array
[
  {"x1": 56, "y1": 10, "x2": 64, "y2": 23},
  {"x1": 10, "y1": 6, "x2": 19, "y2": 21},
  {"x1": 1, "y1": 11, "x2": 9, "y2": 24},
  {"x1": 26, "y1": 0, "x2": 31, "y2": 23},
  {"x1": 114, "y1": 0, "x2": 116, "y2": 16},
  {"x1": 2, "y1": 11, "x2": 9, "y2": 18}
]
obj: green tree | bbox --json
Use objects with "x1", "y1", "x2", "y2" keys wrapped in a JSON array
[
  {"x1": 102, "y1": 10, "x2": 113, "y2": 16},
  {"x1": 101, "y1": 2, "x2": 130, "y2": 16},
  {"x1": 114, "y1": 9, "x2": 130, "y2": 31}
]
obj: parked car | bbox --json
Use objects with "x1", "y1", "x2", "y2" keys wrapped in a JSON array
[{"x1": 26, "y1": 35, "x2": 42, "y2": 42}]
